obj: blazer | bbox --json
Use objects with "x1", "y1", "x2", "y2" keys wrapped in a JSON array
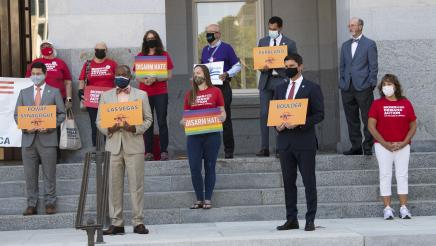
[
  {"x1": 273, "y1": 78, "x2": 324, "y2": 151},
  {"x1": 339, "y1": 35, "x2": 378, "y2": 91},
  {"x1": 257, "y1": 34, "x2": 297, "y2": 90},
  {"x1": 96, "y1": 87, "x2": 153, "y2": 155},
  {"x1": 14, "y1": 84, "x2": 66, "y2": 147}
]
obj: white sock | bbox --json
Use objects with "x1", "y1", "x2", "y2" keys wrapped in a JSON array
[
  {"x1": 401, "y1": 205, "x2": 407, "y2": 209},
  {"x1": 385, "y1": 205, "x2": 392, "y2": 210}
]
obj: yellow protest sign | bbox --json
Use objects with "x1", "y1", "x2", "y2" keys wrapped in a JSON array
[
  {"x1": 253, "y1": 45, "x2": 288, "y2": 70},
  {"x1": 267, "y1": 99, "x2": 308, "y2": 126},
  {"x1": 17, "y1": 105, "x2": 57, "y2": 129},
  {"x1": 99, "y1": 100, "x2": 143, "y2": 128}
]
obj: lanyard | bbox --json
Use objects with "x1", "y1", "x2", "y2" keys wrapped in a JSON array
[{"x1": 207, "y1": 42, "x2": 222, "y2": 62}]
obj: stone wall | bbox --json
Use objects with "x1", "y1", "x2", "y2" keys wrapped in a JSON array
[{"x1": 336, "y1": 0, "x2": 436, "y2": 152}]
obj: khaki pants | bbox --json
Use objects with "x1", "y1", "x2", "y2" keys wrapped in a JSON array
[{"x1": 108, "y1": 149, "x2": 144, "y2": 226}]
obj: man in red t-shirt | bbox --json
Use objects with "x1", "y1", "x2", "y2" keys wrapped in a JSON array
[{"x1": 25, "y1": 41, "x2": 73, "y2": 108}]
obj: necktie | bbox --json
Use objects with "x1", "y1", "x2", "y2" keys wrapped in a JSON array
[
  {"x1": 287, "y1": 81, "x2": 295, "y2": 99},
  {"x1": 35, "y1": 87, "x2": 42, "y2": 106},
  {"x1": 273, "y1": 39, "x2": 277, "y2": 46},
  {"x1": 116, "y1": 87, "x2": 131, "y2": 95},
  {"x1": 352, "y1": 38, "x2": 360, "y2": 43}
]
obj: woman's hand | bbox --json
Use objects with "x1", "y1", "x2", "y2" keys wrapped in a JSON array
[
  {"x1": 381, "y1": 141, "x2": 396, "y2": 152},
  {"x1": 392, "y1": 141, "x2": 408, "y2": 151},
  {"x1": 180, "y1": 118, "x2": 186, "y2": 127},
  {"x1": 143, "y1": 77, "x2": 157, "y2": 85}
]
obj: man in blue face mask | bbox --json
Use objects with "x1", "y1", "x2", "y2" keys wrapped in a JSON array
[
  {"x1": 256, "y1": 16, "x2": 298, "y2": 158},
  {"x1": 96, "y1": 65, "x2": 153, "y2": 235}
]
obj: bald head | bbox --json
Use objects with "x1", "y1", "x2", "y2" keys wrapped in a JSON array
[
  {"x1": 115, "y1": 65, "x2": 132, "y2": 79},
  {"x1": 348, "y1": 17, "x2": 364, "y2": 37},
  {"x1": 206, "y1": 24, "x2": 220, "y2": 33},
  {"x1": 95, "y1": 41, "x2": 108, "y2": 50},
  {"x1": 205, "y1": 24, "x2": 221, "y2": 45}
]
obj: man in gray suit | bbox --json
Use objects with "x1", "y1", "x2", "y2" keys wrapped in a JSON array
[
  {"x1": 339, "y1": 17, "x2": 378, "y2": 155},
  {"x1": 257, "y1": 16, "x2": 297, "y2": 157},
  {"x1": 14, "y1": 62, "x2": 66, "y2": 216}
]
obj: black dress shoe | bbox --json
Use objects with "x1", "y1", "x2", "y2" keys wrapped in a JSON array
[
  {"x1": 225, "y1": 153, "x2": 234, "y2": 159},
  {"x1": 364, "y1": 150, "x2": 373, "y2": 156},
  {"x1": 133, "y1": 224, "x2": 149, "y2": 234},
  {"x1": 304, "y1": 221, "x2": 315, "y2": 231},
  {"x1": 343, "y1": 149, "x2": 363, "y2": 155},
  {"x1": 23, "y1": 206, "x2": 37, "y2": 216},
  {"x1": 103, "y1": 225, "x2": 125, "y2": 235},
  {"x1": 276, "y1": 219, "x2": 299, "y2": 230},
  {"x1": 256, "y1": 149, "x2": 270, "y2": 157}
]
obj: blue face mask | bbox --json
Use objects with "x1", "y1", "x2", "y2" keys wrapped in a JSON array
[{"x1": 115, "y1": 76, "x2": 130, "y2": 88}]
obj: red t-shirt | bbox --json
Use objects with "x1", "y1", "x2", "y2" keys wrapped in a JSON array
[
  {"x1": 184, "y1": 86, "x2": 224, "y2": 110},
  {"x1": 134, "y1": 51, "x2": 174, "y2": 96},
  {"x1": 25, "y1": 58, "x2": 72, "y2": 98},
  {"x1": 79, "y1": 59, "x2": 117, "y2": 88},
  {"x1": 368, "y1": 97, "x2": 417, "y2": 143}
]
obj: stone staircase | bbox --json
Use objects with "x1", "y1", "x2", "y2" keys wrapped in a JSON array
[{"x1": 0, "y1": 153, "x2": 435, "y2": 231}]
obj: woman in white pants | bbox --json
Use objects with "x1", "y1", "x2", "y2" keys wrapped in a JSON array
[{"x1": 368, "y1": 74, "x2": 417, "y2": 220}]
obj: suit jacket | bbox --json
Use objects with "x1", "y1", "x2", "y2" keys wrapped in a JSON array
[
  {"x1": 273, "y1": 78, "x2": 324, "y2": 151},
  {"x1": 14, "y1": 84, "x2": 66, "y2": 147},
  {"x1": 339, "y1": 35, "x2": 378, "y2": 91},
  {"x1": 96, "y1": 87, "x2": 153, "y2": 155},
  {"x1": 258, "y1": 35, "x2": 297, "y2": 90}
]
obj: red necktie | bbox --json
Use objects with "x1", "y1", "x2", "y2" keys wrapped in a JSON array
[{"x1": 287, "y1": 81, "x2": 295, "y2": 99}]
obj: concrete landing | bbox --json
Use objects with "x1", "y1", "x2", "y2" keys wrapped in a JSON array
[{"x1": 1, "y1": 216, "x2": 435, "y2": 246}]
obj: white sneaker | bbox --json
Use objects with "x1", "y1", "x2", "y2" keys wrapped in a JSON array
[
  {"x1": 383, "y1": 207, "x2": 395, "y2": 220},
  {"x1": 399, "y1": 206, "x2": 412, "y2": 219}
]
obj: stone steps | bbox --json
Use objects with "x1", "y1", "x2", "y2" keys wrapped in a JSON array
[
  {"x1": 0, "y1": 154, "x2": 435, "y2": 231},
  {"x1": 1, "y1": 200, "x2": 436, "y2": 231}
]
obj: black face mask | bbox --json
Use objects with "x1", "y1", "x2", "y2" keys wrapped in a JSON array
[
  {"x1": 206, "y1": 33, "x2": 216, "y2": 44},
  {"x1": 95, "y1": 49, "x2": 106, "y2": 59},
  {"x1": 285, "y1": 67, "x2": 299, "y2": 78},
  {"x1": 146, "y1": 39, "x2": 158, "y2": 48}
]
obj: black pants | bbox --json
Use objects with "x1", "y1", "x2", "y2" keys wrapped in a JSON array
[
  {"x1": 279, "y1": 149, "x2": 317, "y2": 222},
  {"x1": 215, "y1": 82, "x2": 234, "y2": 154},
  {"x1": 144, "y1": 93, "x2": 169, "y2": 153},
  {"x1": 87, "y1": 107, "x2": 99, "y2": 147},
  {"x1": 341, "y1": 84, "x2": 374, "y2": 151}
]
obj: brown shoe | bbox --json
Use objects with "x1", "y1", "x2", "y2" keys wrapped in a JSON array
[
  {"x1": 256, "y1": 149, "x2": 270, "y2": 157},
  {"x1": 103, "y1": 225, "x2": 125, "y2": 235},
  {"x1": 45, "y1": 204, "x2": 56, "y2": 215},
  {"x1": 133, "y1": 224, "x2": 149, "y2": 234},
  {"x1": 23, "y1": 206, "x2": 37, "y2": 216}
]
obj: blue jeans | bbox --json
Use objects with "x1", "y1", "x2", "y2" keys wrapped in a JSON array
[
  {"x1": 187, "y1": 132, "x2": 221, "y2": 201},
  {"x1": 144, "y1": 93, "x2": 169, "y2": 153}
]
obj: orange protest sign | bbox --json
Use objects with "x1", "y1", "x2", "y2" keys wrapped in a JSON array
[
  {"x1": 17, "y1": 105, "x2": 57, "y2": 129},
  {"x1": 253, "y1": 45, "x2": 288, "y2": 70},
  {"x1": 267, "y1": 99, "x2": 308, "y2": 126},
  {"x1": 99, "y1": 100, "x2": 143, "y2": 128}
]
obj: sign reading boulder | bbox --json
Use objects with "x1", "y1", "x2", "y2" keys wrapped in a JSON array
[
  {"x1": 99, "y1": 100, "x2": 143, "y2": 128},
  {"x1": 183, "y1": 108, "x2": 223, "y2": 136},
  {"x1": 17, "y1": 105, "x2": 57, "y2": 129},
  {"x1": 267, "y1": 99, "x2": 308, "y2": 126}
]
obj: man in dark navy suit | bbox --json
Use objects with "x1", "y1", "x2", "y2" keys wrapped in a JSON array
[{"x1": 273, "y1": 53, "x2": 324, "y2": 231}]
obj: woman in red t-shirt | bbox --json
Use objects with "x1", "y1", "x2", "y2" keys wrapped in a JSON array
[
  {"x1": 368, "y1": 74, "x2": 417, "y2": 220},
  {"x1": 25, "y1": 40, "x2": 73, "y2": 106},
  {"x1": 181, "y1": 65, "x2": 226, "y2": 209},
  {"x1": 78, "y1": 42, "x2": 117, "y2": 146},
  {"x1": 135, "y1": 30, "x2": 174, "y2": 161}
]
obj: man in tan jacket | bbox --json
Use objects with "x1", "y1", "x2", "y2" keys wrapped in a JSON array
[{"x1": 97, "y1": 65, "x2": 152, "y2": 235}]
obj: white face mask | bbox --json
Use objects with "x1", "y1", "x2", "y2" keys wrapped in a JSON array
[
  {"x1": 268, "y1": 30, "x2": 279, "y2": 39},
  {"x1": 382, "y1": 85, "x2": 395, "y2": 97}
]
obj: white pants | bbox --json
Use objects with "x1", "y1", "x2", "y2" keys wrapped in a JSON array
[{"x1": 374, "y1": 143, "x2": 410, "y2": 196}]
